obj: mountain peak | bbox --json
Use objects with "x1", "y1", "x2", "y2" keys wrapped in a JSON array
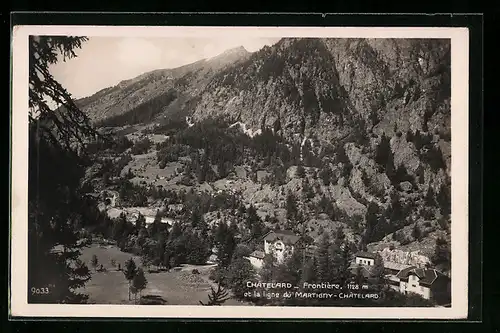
[
  {"x1": 211, "y1": 46, "x2": 250, "y2": 60},
  {"x1": 206, "y1": 46, "x2": 251, "y2": 70}
]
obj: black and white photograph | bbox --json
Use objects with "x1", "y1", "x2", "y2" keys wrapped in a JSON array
[{"x1": 10, "y1": 26, "x2": 469, "y2": 319}]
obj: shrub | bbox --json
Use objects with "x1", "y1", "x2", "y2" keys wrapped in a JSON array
[{"x1": 131, "y1": 138, "x2": 152, "y2": 155}]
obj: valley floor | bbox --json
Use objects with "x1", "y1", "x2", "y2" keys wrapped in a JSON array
[{"x1": 78, "y1": 243, "x2": 247, "y2": 305}]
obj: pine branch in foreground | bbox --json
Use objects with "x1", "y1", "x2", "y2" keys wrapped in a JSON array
[{"x1": 199, "y1": 283, "x2": 230, "y2": 306}]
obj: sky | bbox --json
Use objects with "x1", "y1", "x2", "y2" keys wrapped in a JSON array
[{"x1": 49, "y1": 36, "x2": 281, "y2": 99}]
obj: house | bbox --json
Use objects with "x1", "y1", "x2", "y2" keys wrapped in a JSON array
[
  {"x1": 355, "y1": 251, "x2": 377, "y2": 266},
  {"x1": 384, "y1": 261, "x2": 413, "y2": 276},
  {"x1": 263, "y1": 230, "x2": 301, "y2": 264},
  {"x1": 144, "y1": 215, "x2": 175, "y2": 226},
  {"x1": 167, "y1": 204, "x2": 184, "y2": 214},
  {"x1": 350, "y1": 251, "x2": 451, "y2": 303},
  {"x1": 396, "y1": 267, "x2": 451, "y2": 302},
  {"x1": 247, "y1": 250, "x2": 265, "y2": 269},
  {"x1": 383, "y1": 261, "x2": 414, "y2": 291},
  {"x1": 349, "y1": 263, "x2": 377, "y2": 281}
]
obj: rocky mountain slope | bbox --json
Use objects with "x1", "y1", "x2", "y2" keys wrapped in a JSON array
[
  {"x1": 80, "y1": 38, "x2": 451, "y2": 265},
  {"x1": 78, "y1": 46, "x2": 251, "y2": 123}
]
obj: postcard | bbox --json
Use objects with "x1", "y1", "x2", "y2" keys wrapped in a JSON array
[{"x1": 10, "y1": 25, "x2": 469, "y2": 319}]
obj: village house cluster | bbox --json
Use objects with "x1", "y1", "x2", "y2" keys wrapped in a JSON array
[
  {"x1": 247, "y1": 230, "x2": 301, "y2": 269},
  {"x1": 246, "y1": 230, "x2": 451, "y2": 304},
  {"x1": 352, "y1": 252, "x2": 451, "y2": 303}
]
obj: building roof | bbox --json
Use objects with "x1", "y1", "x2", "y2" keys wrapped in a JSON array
[
  {"x1": 168, "y1": 204, "x2": 184, "y2": 210},
  {"x1": 396, "y1": 266, "x2": 418, "y2": 279},
  {"x1": 396, "y1": 267, "x2": 448, "y2": 286},
  {"x1": 249, "y1": 250, "x2": 265, "y2": 259},
  {"x1": 349, "y1": 263, "x2": 375, "y2": 279},
  {"x1": 384, "y1": 261, "x2": 413, "y2": 272},
  {"x1": 262, "y1": 230, "x2": 300, "y2": 245},
  {"x1": 355, "y1": 251, "x2": 377, "y2": 260}
]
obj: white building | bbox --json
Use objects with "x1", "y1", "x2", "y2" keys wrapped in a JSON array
[
  {"x1": 245, "y1": 230, "x2": 302, "y2": 269},
  {"x1": 247, "y1": 250, "x2": 265, "y2": 269},
  {"x1": 351, "y1": 252, "x2": 451, "y2": 303},
  {"x1": 355, "y1": 251, "x2": 376, "y2": 266},
  {"x1": 396, "y1": 267, "x2": 450, "y2": 301},
  {"x1": 263, "y1": 230, "x2": 300, "y2": 264}
]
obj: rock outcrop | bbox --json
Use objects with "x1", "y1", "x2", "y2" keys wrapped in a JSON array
[{"x1": 377, "y1": 247, "x2": 432, "y2": 268}]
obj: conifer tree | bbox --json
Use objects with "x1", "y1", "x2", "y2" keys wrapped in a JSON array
[
  {"x1": 405, "y1": 130, "x2": 413, "y2": 142},
  {"x1": 214, "y1": 222, "x2": 237, "y2": 268},
  {"x1": 149, "y1": 210, "x2": 164, "y2": 240},
  {"x1": 296, "y1": 164, "x2": 306, "y2": 178},
  {"x1": 28, "y1": 36, "x2": 98, "y2": 304},
  {"x1": 191, "y1": 207, "x2": 202, "y2": 229},
  {"x1": 91, "y1": 255, "x2": 99, "y2": 272},
  {"x1": 246, "y1": 204, "x2": 260, "y2": 229},
  {"x1": 316, "y1": 233, "x2": 333, "y2": 282},
  {"x1": 227, "y1": 257, "x2": 256, "y2": 299},
  {"x1": 152, "y1": 234, "x2": 167, "y2": 269},
  {"x1": 371, "y1": 253, "x2": 386, "y2": 290},
  {"x1": 123, "y1": 258, "x2": 138, "y2": 301},
  {"x1": 302, "y1": 178, "x2": 315, "y2": 200},
  {"x1": 437, "y1": 183, "x2": 451, "y2": 217},
  {"x1": 319, "y1": 165, "x2": 332, "y2": 186},
  {"x1": 375, "y1": 134, "x2": 396, "y2": 180},
  {"x1": 417, "y1": 165, "x2": 425, "y2": 184},
  {"x1": 275, "y1": 249, "x2": 303, "y2": 286},
  {"x1": 135, "y1": 213, "x2": 146, "y2": 235},
  {"x1": 432, "y1": 237, "x2": 451, "y2": 273},
  {"x1": 169, "y1": 222, "x2": 183, "y2": 240},
  {"x1": 132, "y1": 268, "x2": 148, "y2": 303},
  {"x1": 260, "y1": 253, "x2": 277, "y2": 282},
  {"x1": 286, "y1": 191, "x2": 299, "y2": 221},
  {"x1": 332, "y1": 241, "x2": 352, "y2": 286},
  {"x1": 354, "y1": 265, "x2": 365, "y2": 286},
  {"x1": 425, "y1": 187, "x2": 437, "y2": 207},
  {"x1": 299, "y1": 255, "x2": 317, "y2": 283},
  {"x1": 364, "y1": 202, "x2": 380, "y2": 243},
  {"x1": 412, "y1": 223, "x2": 422, "y2": 242}
]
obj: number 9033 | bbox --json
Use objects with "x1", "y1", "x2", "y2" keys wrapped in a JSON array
[{"x1": 31, "y1": 287, "x2": 50, "y2": 295}]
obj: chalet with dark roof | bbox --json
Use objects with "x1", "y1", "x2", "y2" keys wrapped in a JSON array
[
  {"x1": 396, "y1": 267, "x2": 451, "y2": 302},
  {"x1": 350, "y1": 251, "x2": 451, "y2": 303},
  {"x1": 262, "y1": 230, "x2": 300, "y2": 264}
]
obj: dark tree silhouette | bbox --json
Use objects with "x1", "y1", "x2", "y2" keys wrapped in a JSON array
[
  {"x1": 226, "y1": 257, "x2": 256, "y2": 299},
  {"x1": 132, "y1": 268, "x2": 148, "y2": 303},
  {"x1": 286, "y1": 192, "x2": 299, "y2": 221},
  {"x1": 375, "y1": 133, "x2": 395, "y2": 179},
  {"x1": 214, "y1": 222, "x2": 237, "y2": 268},
  {"x1": 28, "y1": 36, "x2": 99, "y2": 304},
  {"x1": 91, "y1": 255, "x2": 99, "y2": 272},
  {"x1": 296, "y1": 164, "x2": 306, "y2": 178},
  {"x1": 432, "y1": 237, "x2": 451, "y2": 273},
  {"x1": 123, "y1": 258, "x2": 138, "y2": 301},
  {"x1": 412, "y1": 223, "x2": 422, "y2": 242}
]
